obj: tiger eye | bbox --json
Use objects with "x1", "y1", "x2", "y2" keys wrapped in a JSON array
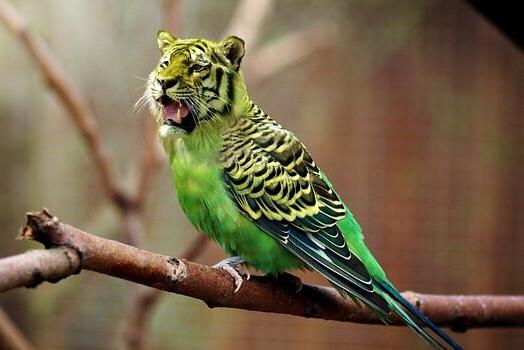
[{"x1": 191, "y1": 62, "x2": 209, "y2": 73}]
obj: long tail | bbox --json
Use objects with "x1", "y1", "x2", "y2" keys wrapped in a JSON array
[{"x1": 375, "y1": 280, "x2": 462, "y2": 350}]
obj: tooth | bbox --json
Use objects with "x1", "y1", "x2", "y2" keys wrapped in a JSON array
[{"x1": 176, "y1": 108, "x2": 181, "y2": 123}]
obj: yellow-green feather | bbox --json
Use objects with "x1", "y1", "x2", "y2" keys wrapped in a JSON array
[
  {"x1": 164, "y1": 121, "x2": 305, "y2": 273},
  {"x1": 147, "y1": 32, "x2": 462, "y2": 350}
]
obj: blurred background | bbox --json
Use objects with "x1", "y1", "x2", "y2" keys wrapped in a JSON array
[{"x1": 0, "y1": 0, "x2": 523, "y2": 349}]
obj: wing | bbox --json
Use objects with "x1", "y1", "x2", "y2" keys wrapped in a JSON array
[{"x1": 220, "y1": 116, "x2": 389, "y2": 314}]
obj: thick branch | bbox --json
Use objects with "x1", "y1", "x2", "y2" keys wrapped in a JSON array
[
  {"x1": 1, "y1": 209, "x2": 522, "y2": 331},
  {"x1": 125, "y1": 234, "x2": 209, "y2": 350},
  {"x1": 0, "y1": 246, "x2": 80, "y2": 293}
]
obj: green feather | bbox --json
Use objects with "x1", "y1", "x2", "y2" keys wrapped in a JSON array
[{"x1": 147, "y1": 32, "x2": 462, "y2": 350}]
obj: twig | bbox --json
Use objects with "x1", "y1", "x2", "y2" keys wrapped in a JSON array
[
  {"x1": 161, "y1": 0, "x2": 179, "y2": 33},
  {"x1": 179, "y1": 233, "x2": 209, "y2": 262},
  {"x1": 2, "y1": 209, "x2": 523, "y2": 331},
  {"x1": 245, "y1": 20, "x2": 336, "y2": 85},
  {"x1": 134, "y1": 117, "x2": 164, "y2": 210},
  {"x1": 0, "y1": 6, "x2": 163, "y2": 346},
  {"x1": 121, "y1": 208, "x2": 145, "y2": 248},
  {"x1": 1, "y1": 3, "x2": 169, "y2": 349},
  {"x1": 0, "y1": 308, "x2": 35, "y2": 350},
  {"x1": 221, "y1": 0, "x2": 273, "y2": 50},
  {"x1": 0, "y1": 0, "x2": 128, "y2": 207}
]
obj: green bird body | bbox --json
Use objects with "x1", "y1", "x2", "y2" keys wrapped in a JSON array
[
  {"x1": 164, "y1": 105, "x2": 385, "y2": 278},
  {"x1": 165, "y1": 122, "x2": 305, "y2": 273},
  {"x1": 146, "y1": 31, "x2": 461, "y2": 350}
]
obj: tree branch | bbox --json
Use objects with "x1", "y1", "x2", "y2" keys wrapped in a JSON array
[
  {"x1": 221, "y1": 0, "x2": 273, "y2": 51},
  {"x1": 1, "y1": 209, "x2": 522, "y2": 332},
  {"x1": 245, "y1": 20, "x2": 336, "y2": 85},
  {"x1": 124, "y1": 233, "x2": 209, "y2": 350},
  {"x1": 0, "y1": 245, "x2": 80, "y2": 293},
  {"x1": 123, "y1": 1, "x2": 276, "y2": 343},
  {"x1": 133, "y1": 117, "x2": 164, "y2": 211},
  {"x1": 161, "y1": 0, "x2": 180, "y2": 33},
  {"x1": 1, "y1": 3, "x2": 203, "y2": 349},
  {"x1": 0, "y1": 0, "x2": 128, "y2": 207},
  {"x1": 0, "y1": 308, "x2": 35, "y2": 350},
  {"x1": 1, "y1": 3, "x2": 522, "y2": 345},
  {"x1": 123, "y1": 0, "x2": 277, "y2": 345}
]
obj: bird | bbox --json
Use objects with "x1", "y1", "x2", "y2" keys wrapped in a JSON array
[{"x1": 145, "y1": 30, "x2": 462, "y2": 350}]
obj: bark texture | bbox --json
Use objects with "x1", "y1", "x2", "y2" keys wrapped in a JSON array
[{"x1": 0, "y1": 209, "x2": 522, "y2": 332}]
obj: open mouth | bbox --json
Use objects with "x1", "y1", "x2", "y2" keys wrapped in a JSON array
[{"x1": 158, "y1": 96, "x2": 196, "y2": 133}]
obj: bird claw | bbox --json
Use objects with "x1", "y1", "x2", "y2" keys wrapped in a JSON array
[{"x1": 213, "y1": 256, "x2": 250, "y2": 293}]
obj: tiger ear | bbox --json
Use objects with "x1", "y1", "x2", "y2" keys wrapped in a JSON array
[
  {"x1": 157, "y1": 30, "x2": 177, "y2": 52},
  {"x1": 219, "y1": 36, "x2": 245, "y2": 70}
]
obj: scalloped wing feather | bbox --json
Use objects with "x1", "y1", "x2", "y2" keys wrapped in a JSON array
[{"x1": 220, "y1": 115, "x2": 389, "y2": 314}]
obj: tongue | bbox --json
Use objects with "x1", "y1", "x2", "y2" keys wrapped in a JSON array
[{"x1": 164, "y1": 101, "x2": 190, "y2": 124}]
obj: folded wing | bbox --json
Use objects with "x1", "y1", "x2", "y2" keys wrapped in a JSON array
[{"x1": 220, "y1": 117, "x2": 390, "y2": 315}]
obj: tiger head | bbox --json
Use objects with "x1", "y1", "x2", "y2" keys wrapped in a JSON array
[{"x1": 147, "y1": 31, "x2": 247, "y2": 135}]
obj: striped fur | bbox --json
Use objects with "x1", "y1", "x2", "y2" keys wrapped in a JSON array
[{"x1": 147, "y1": 32, "x2": 246, "y2": 130}]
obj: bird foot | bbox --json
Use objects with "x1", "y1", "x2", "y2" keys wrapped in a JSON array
[{"x1": 213, "y1": 256, "x2": 250, "y2": 293}]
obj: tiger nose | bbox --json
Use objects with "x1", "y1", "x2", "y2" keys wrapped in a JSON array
[{"x1": 157, "y1": 78, "x2": 177, "y2": 92}]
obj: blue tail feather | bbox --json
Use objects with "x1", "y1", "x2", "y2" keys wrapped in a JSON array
[{"x1": 375, "y1": 281, "x2": 462, "y2": 350}]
